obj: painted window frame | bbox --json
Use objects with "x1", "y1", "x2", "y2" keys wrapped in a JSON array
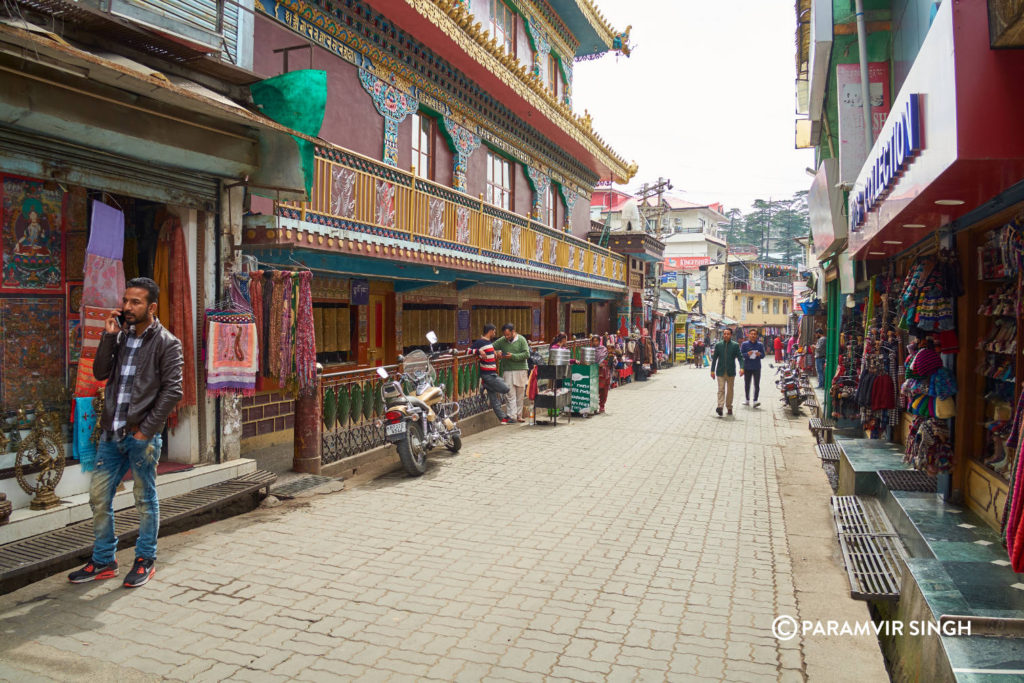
[
  {"x1": 486, "y1": 149, "x2": 513, "y2": 211},
  {"x1": 410, "y1": 111, "x2": 436, "y2": 181},
  {"x1": 489, "y1": 0, "x2": 516, "y2": 56},
  {"x1": 547, "y1": 52, "x2": 559, "y2": 96},
  {"x1": 546, "y1": 183, "x2": 559, "y2": 229}
]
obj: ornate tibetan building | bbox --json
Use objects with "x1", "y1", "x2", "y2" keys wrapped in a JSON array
[{"x1": 239, "y1": 0, "x2": 637, "y2": 463}]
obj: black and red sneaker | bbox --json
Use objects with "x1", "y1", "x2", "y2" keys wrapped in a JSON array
[
  {"x1": 123, "y1": 557, "x2": 155, "y2": 588},
  {"x1": 68, "y1": 560, "x2": 118, "y2": 583}
]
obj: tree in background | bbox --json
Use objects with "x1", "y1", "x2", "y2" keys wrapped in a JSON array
[{"x1": 722, "y1": 192, "x2": 808, "y2": 267}]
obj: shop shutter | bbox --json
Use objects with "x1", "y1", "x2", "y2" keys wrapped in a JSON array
[{"x1": 0, "y1": 127, "x2": 220, "y2": 210}]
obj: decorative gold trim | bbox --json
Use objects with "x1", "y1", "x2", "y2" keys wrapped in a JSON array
[{"x1": 409, "y1": 0, "x2": 636, "y2": 182}]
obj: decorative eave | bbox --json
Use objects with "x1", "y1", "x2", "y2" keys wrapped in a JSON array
[
  {"x1": 391, "y1": 0, "x2": 637, "y2": 183},
  {"x1": 571, "y1": 0, "x2": 626, "y2": 55}
]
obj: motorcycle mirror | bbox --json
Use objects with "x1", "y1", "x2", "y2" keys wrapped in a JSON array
[
  {"x1": 397, "y1": 354, "x2": 405, "y2": 363},
  {"x1": 375, "y1": 367, "x2": 389, "y2": 379},
  {"x1": 426, "y1": 331, "x2": 438, "y2": 345}
]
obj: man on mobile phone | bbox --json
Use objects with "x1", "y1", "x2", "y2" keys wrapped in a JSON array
[{"x1": 68, "y1": 277, "x2": 183, "y2": 589}]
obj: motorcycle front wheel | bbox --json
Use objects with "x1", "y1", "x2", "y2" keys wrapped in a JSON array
[
  {"x1": 397, "y1": 422, "x2": 428, "y2": 476},
  {"x1": 447, "y1": 434, "x2": 462, "y2": 453}
]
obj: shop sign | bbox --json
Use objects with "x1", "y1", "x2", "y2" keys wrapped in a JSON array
[
  {"x1": 350, "y1": 278, "x2": 369, "y2": 305},
  {"x1": 849, "y1": 94, "x2": 924, "y2": 231},
  {"x1": 663, "y1": 256, "x2": 710, "y2": 271}
]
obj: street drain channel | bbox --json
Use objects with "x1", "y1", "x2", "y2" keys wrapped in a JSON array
[
  {"x1": 878, "y1": 469, "x2": 936, "y2": 493},
  {"x1": 271, "y1": 475, "x2": 339, "y2": 498}
]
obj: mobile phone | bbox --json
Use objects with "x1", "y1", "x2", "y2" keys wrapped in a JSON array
[{"x1": 116, "y1": 311, "x2": 126, "y2": 327}]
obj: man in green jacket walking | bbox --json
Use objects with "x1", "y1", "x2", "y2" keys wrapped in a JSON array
[
  {"x1": 710, "y1": 327, "x2": 742, "y2": 416},
  {"x1": 493, "y1": 322, "x2": 530, "y2": 422}
]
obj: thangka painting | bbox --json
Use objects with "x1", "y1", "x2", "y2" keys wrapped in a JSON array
[
  {"x1": 0, "y1": 298, "x2": 65, "y2": 410},
  {"x1": 68, "y1": 318, "x2": 82, "y2": 363},
  {"x1": 1, "y1": 176, "x2": 64, "y2": 292}
]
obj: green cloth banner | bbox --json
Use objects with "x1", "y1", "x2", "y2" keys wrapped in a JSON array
[{"x1": 250, "y1": 70, "x2": 328, "y2": 198}]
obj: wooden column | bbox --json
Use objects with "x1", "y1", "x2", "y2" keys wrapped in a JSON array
[{"x1": 293, "y1": 370, "x2": 322, "y2": 474}]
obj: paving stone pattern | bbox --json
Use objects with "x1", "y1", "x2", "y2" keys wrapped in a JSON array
[{"x1": 0, "y1": 366, "x2": 814, "y2": 682}]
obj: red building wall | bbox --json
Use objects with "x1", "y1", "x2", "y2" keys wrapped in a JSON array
[{"x1": 253, "y1": 15, "x2": 383, "y2": 161}]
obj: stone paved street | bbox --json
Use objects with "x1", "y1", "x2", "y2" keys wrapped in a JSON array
[{"x1": 0, "y1": 365, "x2": 887, "y2": 681}]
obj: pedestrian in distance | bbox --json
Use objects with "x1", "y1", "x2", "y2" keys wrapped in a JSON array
[
  {"x1": 592, "y1": 336, "x2": 613, "y2": 414},
  {"x1": 493, "y1": 322, "x2": 530, "y2": 423},
  {"x1": 814, "y1": 328, "x2": 827, "y2": 388},
  {"x1": 69, "y1": 277, "x2": 184, "y2": 588},
  {"x1": 470, "y1": 323, "x2": 513, "y2": 424},
  {"x1": 692, "y1": 338, "x2": 704, "y2": 369},
  {"x1": 787, "y1": 334, "x2": 797, "y2": 360},
  {"x1": 710, "y1": 327, "x2": 742, "y2": 416},
  {"x1": 774, "y1": 335, "x2": 784, "y2": 364},
  {"x1": 740, "y1": 328, "x2": 766, "y2": 407}
]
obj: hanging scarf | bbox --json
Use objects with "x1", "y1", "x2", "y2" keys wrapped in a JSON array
[
  {"x1": 250, "y1": 271, "x2": 264, "y2": 380},
  {"x1": 153, "y1": 212, "x2": 173, "y2": 326},
  {"x1": 1008, "y1": 434, "x2": 1024, "y2": 571},
  {"x1": 268, "y1": 272, "x2": 287, "y2": 381},
  {"x1": 278, "y1": 272, "x2": 294, "y2": 386},
  {"x1": 295, "y1": 271, "x2": 317, "y2": 396},
  {"x1": 167, "y1": 216, "x2": 197, "y2": 427},
  {"x1": 231, "y1": 272, "x2": 252, "y2": 311},
  {"x1": 261, "y1": 272, "x2": 274, "y2": 378}
]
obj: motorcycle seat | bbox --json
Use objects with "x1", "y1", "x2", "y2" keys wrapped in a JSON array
[{"x1": 390, "y1": 394, "x2": 434, "y2": 417}]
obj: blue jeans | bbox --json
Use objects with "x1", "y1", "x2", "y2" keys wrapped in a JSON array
[
  {"x1": 480, "y1": 373, "x2": 509, "y2": 420},
  {"x1": 90, "y1": 434, "x2": 161, "y2": 564},
  {"x1": 815, "y1": 356, "x2": 826, "y2": 388}
]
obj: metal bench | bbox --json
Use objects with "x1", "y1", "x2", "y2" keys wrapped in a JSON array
[
  {"x1": 808, "y1": 417, "x2": 832, "y2": 443},
  {"x1": 815, "y1": 443, "x2": 843, "y2": 462},
  {"x1": 0, "y1": 470, "x2": 277, "y2": 590},
  {"x1": 830, "y1": 495, "x2": 904, "y2": 601}
]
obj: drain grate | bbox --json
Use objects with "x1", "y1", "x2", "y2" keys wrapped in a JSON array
[
  {"x1": 272, "y1": 475, "x2": 338, "y2": 498},
  {"x1": 879, "y1": 469, "x2": 936, "y2": 493}
]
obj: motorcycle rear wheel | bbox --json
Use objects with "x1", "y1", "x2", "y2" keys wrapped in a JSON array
[
  {"x1": 397, "y1": 422, "x2": 428, "y2": 476},
  {"x1": 789, "y1": 398, "x2": 802, "y2": 416}
]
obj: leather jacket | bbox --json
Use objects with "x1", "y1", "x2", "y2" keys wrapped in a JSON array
[{"x1": 93, "y1": 318, "x2": 184, "y2": 438}]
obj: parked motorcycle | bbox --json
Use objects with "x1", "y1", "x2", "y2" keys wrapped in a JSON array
[
  {"x1": 775, "y1": 363, "x2": 806, "y2": 416},
  {"x1": 376, "y1": 332, "x2": 462, "y2": 476}
]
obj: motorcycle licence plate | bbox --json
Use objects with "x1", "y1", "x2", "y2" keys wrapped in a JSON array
[
  {"x1": 385, "y1": 422, "x2": 407, "y2": 440},
  {"x1": 785, "y1": 390, "x2": 799, "y2": 398}
]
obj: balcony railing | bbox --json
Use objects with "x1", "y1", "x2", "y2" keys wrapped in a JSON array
[
  {"x1": 316, "y1": 339, "x2": 594, "y2": 464},
  {"x1": 730, "y1": 280, "x2": 793, "y2": 295},
  {"x1": 278, "y1": 145, "x2": 626, "y2": 286}
]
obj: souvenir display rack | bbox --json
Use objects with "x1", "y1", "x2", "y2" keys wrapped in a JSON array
[{"x1": 956, "y1": 214, "x2": 1024, "y2": 530}]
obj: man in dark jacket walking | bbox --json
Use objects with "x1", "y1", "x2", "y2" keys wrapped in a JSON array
[
  {"x1": 69, "y1": 277, "x2": 183, "y2": 588},
  {"x1": 710, "y1": 328, "x2": 742, "y2": 416}
]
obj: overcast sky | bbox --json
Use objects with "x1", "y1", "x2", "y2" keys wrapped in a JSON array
[{"x1": 573, "y1": 0, "x2": 814, "y2": 213}]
